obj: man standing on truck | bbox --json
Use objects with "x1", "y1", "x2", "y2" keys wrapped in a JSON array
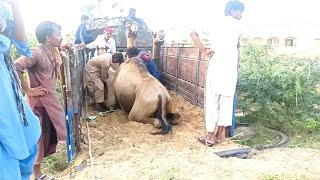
[
  {"x1": 126, "y1": 8, "x2": 148, "y2": 30},
  {"x1": 75, "y1": 15, "x2": 95, "y2": 58},
  {"x1": 85, "y1": 26, "x2": 116, "y2": 56},
  {"x1": 190, "y1": 0, "x2": 244, "y2": 146}
]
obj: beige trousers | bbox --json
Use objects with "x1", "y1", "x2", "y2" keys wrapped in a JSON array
[{"x1": 87, "y1": 81, "x2": 104, "y2": 103}]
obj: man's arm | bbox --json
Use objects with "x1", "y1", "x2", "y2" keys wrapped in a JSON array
[
  {"x1": 86, "y1": 36, "x2": 99, "y2": 49},
  {"x1": 16, "y1": 70, "x2": 46, "y2": 97},
  {"x1": 100, "y1": 57, "x2": 111, "y2": 82},
  {"x1": 110, "y1": 38, "x2": 116, "y2": 54},
  {"x1": 14, "y1": 52, "x2": 48, "y2": 97},
  {"x1": 190, "y1": 31, "x2": 214, "y2": 57},
  {"x1": 190, "y1": 31, "x2": 206, "y2": 53},
  {"x1": 79, "y1": 24, "x2": 87, "y2": 44},
  {"x1": 6, "y1": 0, "x2": 25, "y2": 41}
]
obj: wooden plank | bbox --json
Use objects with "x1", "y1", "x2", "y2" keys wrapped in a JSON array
[
  {"x1": 73, "y1": 113, "x2": 81, "y2": 153},
  {"x1": 167, "y1": 47, "x2": 177, "y2": 56},
  {"x1": 178, "y1": 57, "x2": 196, "y2": 83},
  {"x1": 178, "y1": 47, "x2": 198, "y2": 59},
  {"x1": 198, "y1": 60, "x2": 208, "y2": 88},
  {"x1": 160, "y1": 46, "x2": 211, "y2": 107},
  {"x1": 71, "y1": 50, "x2": 81, "y2": 153},
  {"x1": 196, "y1": 87, "x2": 204, "y2": 108},
  {"x1": 161, "y1": 73, "x2": 177, "y2": 90},
  {"x1": 162, "y1": 73, "x2": 196, "y2": 105},
  {"x1": 166, "y1": 56, "x2": 178, "y2": 77}
]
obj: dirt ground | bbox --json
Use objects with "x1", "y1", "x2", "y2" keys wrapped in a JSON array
[{"x1": 57, "y1": 91, "x2": 320, "y2": 180}]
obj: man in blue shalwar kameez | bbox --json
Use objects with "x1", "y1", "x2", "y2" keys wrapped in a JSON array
[{"x1": 0, "y1": 0, "x2": 41, "y2": 179}]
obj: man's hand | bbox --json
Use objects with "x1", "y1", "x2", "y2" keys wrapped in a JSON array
[
  {"x1": 190, "y1": 31, "x2": 210, "y2": 57},
  {"x1": 60, "y1": 44, "x2": 72, "y2": 52},
  {"x1": 126, "y1": 22, "x2": 132, "y2": 29},
  {"x1": 26, "y1": 86, "x2": 48, "y2": 97},
  {"x1": 80, "y1": 42, "x2": 86, "y2": 48},
  {"x1": 203, "y1": 49, "x2": 214, "y2": 58}
]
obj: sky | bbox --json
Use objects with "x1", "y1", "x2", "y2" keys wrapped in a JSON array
[{"x1": 18, "y1": 0, "x2": 319, "y2": 36}]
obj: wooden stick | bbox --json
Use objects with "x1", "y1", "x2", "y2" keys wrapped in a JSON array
[
  {"x1": 112, "y1": 126, "x2": 120, "y2": 135},
  {"x1": 86, "y1": 121, "x2": 96, "y2": 180},
  {"x1": 230, "y1": 140, "x2": 242, "y2": 142},
  {"x1": 229, "y1": 132, "x2": 244, "y2": 140}
]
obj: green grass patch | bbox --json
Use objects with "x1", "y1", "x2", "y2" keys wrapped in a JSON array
[
  {"x1": 161, "y1": 167, "x2": 178, "y2": 180},
  {"x1": 42, "y1": 149, "x2": 68, "y2": 176},
  {"x1": 235, "y1": 124, "x2": 281, "y2": 148},
  {"x1": 260, "y1": 174, "x2": 308, "y2": 180},
  {"x1": 287, "y1": 132, "x2": 320, "y2": 149}
]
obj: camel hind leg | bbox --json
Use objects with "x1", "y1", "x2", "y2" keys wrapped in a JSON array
[
  {"x1": 128, "y1": 94, "x2": 172, "y2": 135},
  {"x1": 165, "y1": 97, "x2": 181, "y2": 125},
  {"x1": 128, "y1": 99, "x2": 161, "y2": 128}
]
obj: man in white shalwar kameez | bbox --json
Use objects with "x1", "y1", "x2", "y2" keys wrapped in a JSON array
[
  {"x1": 190, "y1": 0, "x2": 244, "y2": 146},
  {"x1": 86, "y1": 26, "x2": 116, "y2": 56}
]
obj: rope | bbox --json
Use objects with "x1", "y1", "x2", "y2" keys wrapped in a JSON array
[
  {"x1": 86, "y1": 120, "x2": 96, "y2": 180},
  {"x1": 85, "y1": 86, "x2": 96, "y2": 180}
]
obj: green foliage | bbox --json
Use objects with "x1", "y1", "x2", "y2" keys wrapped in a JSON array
[
  {"x1": 237, "y1": 43, "x2": 320, "y2": 135},
  {"x1": 57, "y1": 79, "x2": 63, "y2": 102}
]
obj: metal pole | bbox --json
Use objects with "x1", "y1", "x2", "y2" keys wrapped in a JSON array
[{"x1": 231, "y1": 42, "x2": 241, "y2": 137}]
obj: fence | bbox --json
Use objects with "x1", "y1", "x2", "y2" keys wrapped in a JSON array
[
  {"x1": 60, "y1": 46, "x2": 87, "y2": 162},
  {"x1": 157, "y1": 43, "x2": 209, "y2": 107}
]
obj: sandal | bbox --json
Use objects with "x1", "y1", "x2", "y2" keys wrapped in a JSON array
[
  {"x1": 197, "y1": 135, "x2": 215, "y2": 147},
  {"x1": 35, "y1": 174, "x2": 54, "y2": 180}
]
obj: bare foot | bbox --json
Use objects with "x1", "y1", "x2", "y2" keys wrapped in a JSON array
[
  {"x1": 215, "y1": 126, "x2": 224, "y2": 143},
  {"x1": 215, "y1": 134, "x2": 222, "y2": 143}
]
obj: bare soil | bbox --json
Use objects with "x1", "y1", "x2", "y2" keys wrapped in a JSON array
[{"x1": 56, "y1": 91, "x2": 320, "y2": 180}]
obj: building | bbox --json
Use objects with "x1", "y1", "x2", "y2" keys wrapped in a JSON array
[{"x1": 243, "y1": 23, "x2": 320, "y2": 55}]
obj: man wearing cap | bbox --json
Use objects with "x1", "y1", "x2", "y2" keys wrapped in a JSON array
[{"x1": 86, "y1": 26, "x2": 116, "y2": 56}]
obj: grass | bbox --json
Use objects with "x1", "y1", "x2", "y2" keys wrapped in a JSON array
[
  {"x1": 161, "y1": 167, "x2": 178, "y2": 180},
  {"x1": 235, "y1": 124, "x2": 280, "y2": 148},
  {"x1": 261, "y1": 174, "x2": 308, "y2": 180},
  {"x1": 42, "y1": 149, "x2": 69, "y2": 176},
  {"x1": 287, "y1": 132, "x2": 320, "y2": 149},
  {"x1": 234, "y1": 123, "x2": 320, "y2": 149}
]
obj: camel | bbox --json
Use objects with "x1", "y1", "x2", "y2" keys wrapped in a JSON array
[{"x1": 106, "y1": 57, "x2": 180, "y2": 134}]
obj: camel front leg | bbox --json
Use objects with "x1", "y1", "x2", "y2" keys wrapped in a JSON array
[{"x1": 128, "y1": 110, "x2": 161, "y2": 128}]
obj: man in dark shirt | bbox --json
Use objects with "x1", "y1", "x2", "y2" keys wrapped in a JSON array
[
  {"x1": 126, "y1": 8, "x2": 148, "y2": 30},
  {"x1": 75, "y1": 15, "x2": 94, "y2": 45},
  {"x1": 75, "y1": 15, "x2": 95, "y2": 58}
]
